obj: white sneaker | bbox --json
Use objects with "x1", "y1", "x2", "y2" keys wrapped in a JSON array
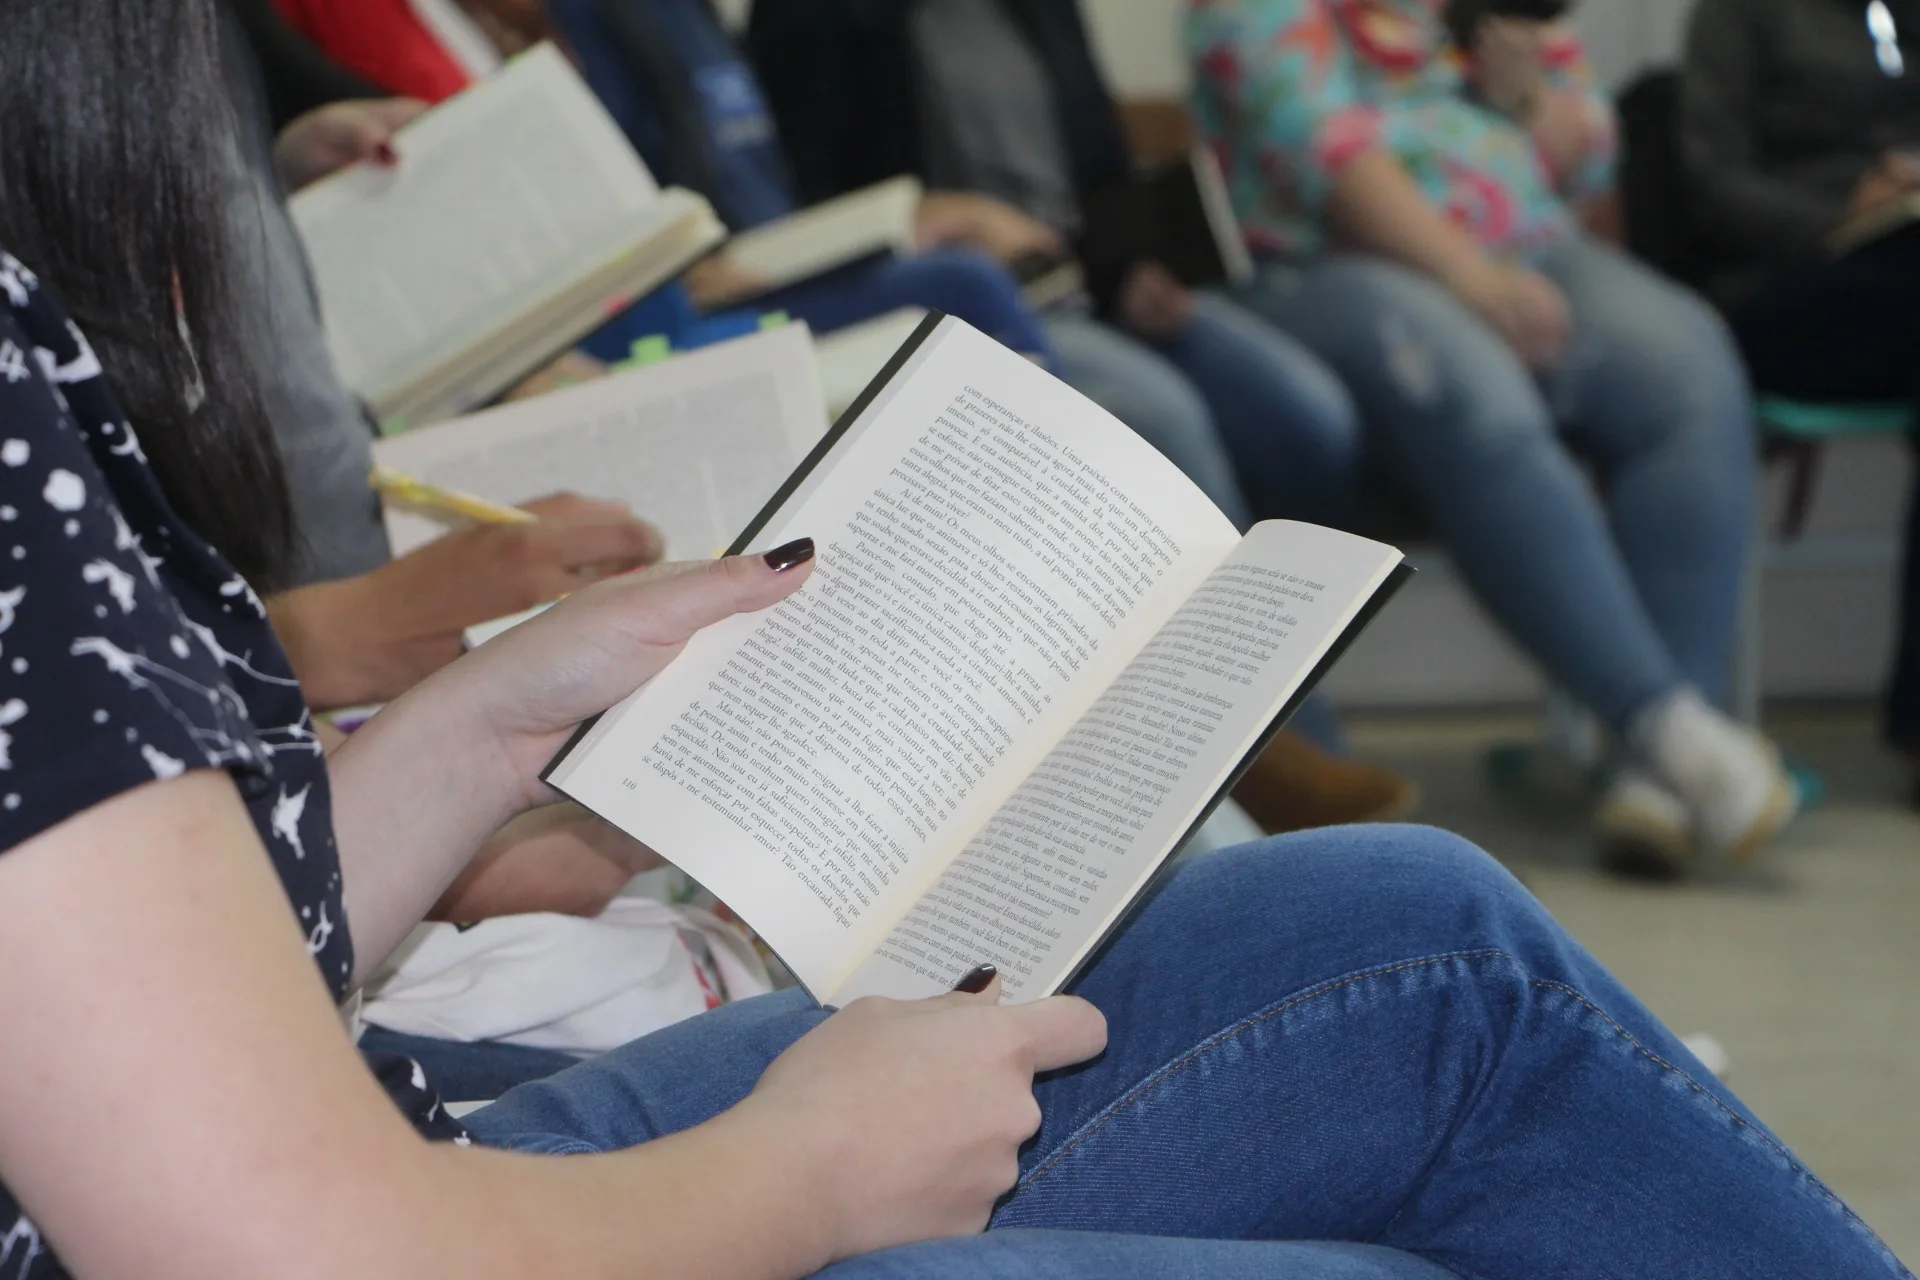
[
  {"x1": 1594, "y1": 768, "x2": 1694, "y2": 874},
  {"x1": 1634, "y1": 690, "x2": 1800, "y2": 862}
]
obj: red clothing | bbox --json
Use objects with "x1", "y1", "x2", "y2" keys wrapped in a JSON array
[{"x1": 274, "y1": 0, "x2": 474, "y2": 102}]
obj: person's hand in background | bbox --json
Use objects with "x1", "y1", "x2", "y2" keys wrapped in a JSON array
[
  {"x1": 268, "y1": 493, "x2": 663, "y2": 709},
  {"x1": 683, "y1": 254, "x2": 775, "y2": 311},
  {"x1": 1471, "y1": 18, "x2": 1551, "y2": 119},
  {"x1": 501, "y1": 351, "x2": 610, "y2": 403},
  {"x1": 1846, "y1": 152, "x2": 1920, "y2": 222},
  {"x1": 1442, "y1": 258, "x2": 1572, "y2": 368},
  {"x1": 1114, "y1": 261, "x2": 1196, "y2": 342},
  {"x1": 915, "y1": 191, "x2": 1065, "y2": 265},
  {"x1": 274, "y1": 97, "x2": 430, "y2": 191}
]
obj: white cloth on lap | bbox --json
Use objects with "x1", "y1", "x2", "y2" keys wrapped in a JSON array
[{"x1": 361, "y1": 899, "x2": 772, "y2": 1056}]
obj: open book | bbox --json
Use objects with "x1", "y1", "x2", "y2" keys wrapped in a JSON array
[
  {"x1": 373, "y1": 324, "x2": 827, "y2": 563},
  {"x1": 701, "y1": 177, "x2": 924, "y2": 307},
  {"x1": 545, "y1": 316, "x2": 1409, "y2": 1006},
  {"x1": 290, "y1": 44, "x2": 726, "y2": 429}
]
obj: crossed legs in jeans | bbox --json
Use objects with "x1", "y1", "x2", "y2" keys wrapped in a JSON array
[
  {"x1": 1235, "y1": 237, "x2": 1756, "y2": 730},
  {"x1": 465, "y1": 827, "x2": 1905, "y2": 1279}
]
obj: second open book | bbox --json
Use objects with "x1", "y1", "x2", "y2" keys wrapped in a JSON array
[{"x1": 546, "y1": 316, "x2": 1409, "y2": 1006}]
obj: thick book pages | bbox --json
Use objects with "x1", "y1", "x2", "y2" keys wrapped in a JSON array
[
  {"x1": 290, "y1": 44, "x2": 727, "y2": 428},
  {"x1": 545, "y1": 316, "x2": 1407, "y2": 1006},
  {"x1": 373, "y1": 324, "x2": 827, "y2": 562},
  {"x1": 1076, "y1": 147, "x2": 1255, "y2": 308},
  {"x1": 704, "y1": 177, "x2": 924, "y2": 306}
]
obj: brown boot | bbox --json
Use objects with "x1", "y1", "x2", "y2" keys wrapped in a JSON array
[{"x1": 1229, "y1": 731, "x2": 1420, "y2": 835}]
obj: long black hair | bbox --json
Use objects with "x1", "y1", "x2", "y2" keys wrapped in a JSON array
[{"x1": 0, "y1": 0, "x2": 296, "y2": 588}]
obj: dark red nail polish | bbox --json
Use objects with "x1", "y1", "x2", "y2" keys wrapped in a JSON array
[
  {"x1": 374, "y1": 142, "x2": 399, "y2": 166},
  {"x1": 953, "y1": 963, "x2": 997, "y2": 994},
  {"x1": 762, "y1": 537, "x2": 815, "y2": 573}
]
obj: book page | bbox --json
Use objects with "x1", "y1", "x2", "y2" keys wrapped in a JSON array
[
  {"x1": 835, "y1": 521, "x2": 1401, "y2": 1004},
  {"x1": 374, "y1": 326, "x2": 826, "y2": 560},
  {"x1": 290, "y1": 45, "x2": 666, "y2": 407},
  {"x1": 548, "y1": 318, "x2": 1239, "y2": 995}
]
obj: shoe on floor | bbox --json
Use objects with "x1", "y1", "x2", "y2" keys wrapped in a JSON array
[
  {"x1": 1634, "y1": 690, "x2": 1799, "y2": 863},
  {"x1": 1594, "y1": 768, "x2": 1693, "y2": 879},
  {"x1": 1230, "y1": 732, "x2": 1419, "y2": 835}
]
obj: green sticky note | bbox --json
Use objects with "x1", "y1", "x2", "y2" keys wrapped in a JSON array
[
  {"x1": 621, "y1": 334, "x2": 673, "y2": 370},
  {"x1": 758, "y1": 311, "x2": 790, "y2": 330},
  {"x1": 378, "y1": 417, "x2": 409, "y2": 438}
]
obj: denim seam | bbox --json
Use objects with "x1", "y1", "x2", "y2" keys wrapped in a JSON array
[
  {"x1": 1014, "y1": 947, "x2": 1908, "y2": 1273},
  {"x1": 1514, "y1": 970, "x2": 1909, "y2": 1272}
]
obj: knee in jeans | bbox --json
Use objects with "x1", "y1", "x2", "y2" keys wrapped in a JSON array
[{"x1": 1269, "y1": 823, "x2": 1543, "y2": 934}]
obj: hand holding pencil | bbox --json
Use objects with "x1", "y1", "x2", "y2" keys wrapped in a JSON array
[
  {"x1": 287, "y1": 482, "x2": 667, "y2": 704},
  {"x1": 370, "y1": 466, "x2": 539, "y2": 527}
]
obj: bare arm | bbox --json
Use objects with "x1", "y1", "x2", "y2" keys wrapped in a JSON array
[
  {"x1": 0, "y1": 771, "x2": 836, "y2": 1280},
  {"x1": 1326, "y1": 148, "x2": 1489, "y2": 285},
  {"x1": 430, "y1": 802, "x2": 663, "y2": 921},
  {"x1": 324, "y1": 717, "x2": 657, "y2": 923},
  {"x1": 1327, "y1": 150, "x2": 1569, "y2": 366},
  {"x1": 0, "y1": 555, "x2": 1108, "y2": 1277}
]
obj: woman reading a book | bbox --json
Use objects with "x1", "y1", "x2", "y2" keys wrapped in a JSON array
[
  {"x1": 0, "y1": 2, "x2": 1905, "y2": 1277},
  {"x1": 1187, "y1": 0, "x2": 1798, "y2": 872}
]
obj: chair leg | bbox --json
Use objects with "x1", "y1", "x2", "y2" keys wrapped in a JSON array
[{"x1": 1780, "y1": 442, "x2": 1822, "y2": 539}]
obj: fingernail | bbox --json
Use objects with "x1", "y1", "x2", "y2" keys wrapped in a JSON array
[
  {"x1": 762, "y1": 537, "x2": 815, "y2": 573},
  {"x1": 374, "y1": 142, "x2": 399, "y2": 166},
  {"x1": 952, "y1": 963, "x2": 997, "y2": 994}
]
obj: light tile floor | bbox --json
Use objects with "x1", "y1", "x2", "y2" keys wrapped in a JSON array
[{"x1": 1348, "y1": 706, "x2": 1920, "y2": 1266}]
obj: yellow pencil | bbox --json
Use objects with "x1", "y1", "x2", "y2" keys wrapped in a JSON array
[{"x1": 370, "y1": 466, "x2": 537, "y2": 525}]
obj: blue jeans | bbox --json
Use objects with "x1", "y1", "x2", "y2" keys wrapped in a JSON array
[
  {"x1": 465, "y1": 827, "x2": 1905, "y2": 1278},
  {"x1": 1238, "y1": 238, "x2": 1756, "y2": 729},
  {"x1": 1046, "y1": 297, "x2": 1362, "y2": 530},
  {"x1": 763, "y1": 248, "x2": 1057, "y2": 364}
]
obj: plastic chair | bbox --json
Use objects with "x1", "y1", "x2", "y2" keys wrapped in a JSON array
[{"x1": 1759, "y1": 397, "x2": 1916, "y2": 537}]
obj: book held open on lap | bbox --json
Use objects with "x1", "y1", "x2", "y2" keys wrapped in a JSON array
[
  {"x1": 290, "y1": 44, "x2": 726, "y2": 428},
  {"x1": 545, "y1": 316, "x2": 1410, "y2": 1005}
]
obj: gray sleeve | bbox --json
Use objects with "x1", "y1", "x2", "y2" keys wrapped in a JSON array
[
  {"x1": 226, "y1": 164, "x2": 393, "y2": 587},
  {"x1": 1680, "y1": 0, "x2": 1845, "y2": 265}
]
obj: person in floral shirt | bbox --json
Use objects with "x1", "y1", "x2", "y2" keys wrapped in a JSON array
[{"x1": 1188, "y1": 0, "x2": 1793, "y2": 874}]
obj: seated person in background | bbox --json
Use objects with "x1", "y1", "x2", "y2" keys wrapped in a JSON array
[
  {"x1": 1188, "y1": 0, "x2": 1793, "y2": 872},
  {"x1": 1682, "y1": 0, "x2": 1920, "y2": 798},
  {"x1": 0, "y1": 7, "x2": 1905, "y2": 1272},
  {"x1": 258, "y1": 0, "x2": 1418, "y2": 831},
  {"x1": 747, "y1": 0, "x2": 1364, "y2": 533},
  {"x1": 258, "y1": 0, "x2": 1059, "y2": 363}
]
